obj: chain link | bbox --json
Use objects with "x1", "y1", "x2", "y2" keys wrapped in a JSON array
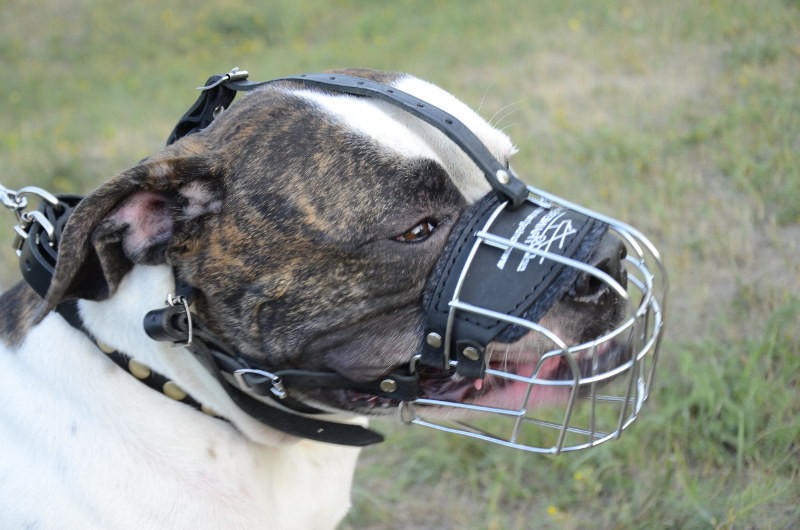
[
  {"x1": 1, "y1": 183, "x2": 28, "y2": 218},
  {"x1": 1, "y1": 183, "x2": 62, "y2": 255}
]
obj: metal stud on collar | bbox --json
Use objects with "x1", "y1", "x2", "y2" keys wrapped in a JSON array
[{"x1": 94, "y1": 338, "x2": 217, "y2": 417}]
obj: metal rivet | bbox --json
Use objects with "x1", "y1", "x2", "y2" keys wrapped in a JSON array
[
  {"x1": 96, "y1": 340, "x2": 115, "y2": 354},
  {"x1": 462, "y1": 346, "x2": 481, "y2": 361},
  {"x1": 496, "y1": 169, "x2": 511, "y2": 185},
  {"x1": 379, "y1": 379, "x2": 398, "y2": 393},
  {"x1": 128, "y1": 359, "x2": 151, "y2": 379},
  {"x1": 163, "y1": 381, "x2": 187, "y2": 401},
  {"x1": 426, "y1": 332, "x2": 443, "y2": 349}
]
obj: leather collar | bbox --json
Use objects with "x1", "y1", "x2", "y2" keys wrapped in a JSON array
[{"x1": 16, "y1": 191, "x2": 387, "y2": 447}]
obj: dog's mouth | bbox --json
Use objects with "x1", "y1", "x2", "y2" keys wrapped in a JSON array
[{"x1": 344, "y1": 334, "x2": 629, "y2": 413}]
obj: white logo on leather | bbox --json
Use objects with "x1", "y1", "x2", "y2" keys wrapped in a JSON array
[{"x1": 496, "y1": 208, "x2": 576, "y2": 272}]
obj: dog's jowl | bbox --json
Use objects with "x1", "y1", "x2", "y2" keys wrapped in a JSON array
[{"x1": 0, "y1": 69, "x2": 666, "y2": 529}]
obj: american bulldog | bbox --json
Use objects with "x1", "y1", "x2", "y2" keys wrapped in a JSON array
[{"x1": 0, "y1": 68, "x2": 636, "y2": 529}]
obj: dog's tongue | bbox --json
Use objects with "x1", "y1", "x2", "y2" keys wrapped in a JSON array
[
  {"x1": 420, "y1": 354, "x2": 571, "y2": 403},
  {"x1": 419, "y1": 372, "x2": 477, "y2": 402}
]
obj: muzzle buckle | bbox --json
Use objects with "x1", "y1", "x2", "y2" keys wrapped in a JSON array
[
  {"x1": 233, "y1": 369, "x2": 288, "y2": 400},
  {"x1": 197, "y1": 67, "x2": 250, "y2": 91}
]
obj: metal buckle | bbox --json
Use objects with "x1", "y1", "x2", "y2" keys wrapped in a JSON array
[
  {"x1": 233, "y1": 368, "x2": 288, "y2": 399},
  {"x1": 1, "y1": 184, "x2": 25, "y2": 212},
  {"x1": 13, "y1": 210, "x2": 57, "y2": 256},
  {"x1": 2, "y1": 185, "x2": 59, "y2": 216},
  {"x1": 3, "y1": 184, "x2": 62, "y2": 255},
  {"x1": 166, "y1": 294, "x2": 193, "y2": 346},
  {"x1": 197, "y1": 67, "x2": 250, "y2": 91}
]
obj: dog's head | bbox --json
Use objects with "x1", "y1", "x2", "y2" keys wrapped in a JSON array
[{"x1": 43, "y1": 69, "x2": 665, "y2": 451}]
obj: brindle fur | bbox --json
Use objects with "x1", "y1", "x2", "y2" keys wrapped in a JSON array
[
  {"x1": 0, "y1": 68, "x2": 633, "y2": 530},
  {"x1": 0, "y1": 282, "x2": 40, "y2": 346},
  {"x1": 6, "y1": 68, "x2": 623, "y2": 417},
  {"x1": 36, "y1": 70, "x2": 465, "y2": 397}
]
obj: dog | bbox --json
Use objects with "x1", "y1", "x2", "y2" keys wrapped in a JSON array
[{"x1": 0, "y1": 68, "x2": 632, "y2": 529}]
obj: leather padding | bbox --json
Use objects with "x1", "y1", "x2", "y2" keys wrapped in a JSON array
[{"x1": 421, "y1": 193, "x2": 608, "y2": 376}]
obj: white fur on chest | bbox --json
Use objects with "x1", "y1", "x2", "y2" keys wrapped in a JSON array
[{"x1": 0, "y1": 265, "x2": 362, "y2": 529}]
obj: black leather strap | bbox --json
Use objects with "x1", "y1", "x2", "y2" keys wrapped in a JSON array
[
  {"x1": 16, "y1": 194, "x2": 385, "y2": 446},
  {"x1": 142, "y1": 278, "x2": 397, "y2": 446},
  {"x1": 279, "y1": 74, "x2": 528, "y2": 208},
  {"x1": 184, "y1": 325, "x2": 385, "y2": 446},
  {"x1": 145, "y1": 297, "x2": 418, "y2": 398},
  {"x1": 277, "y1": 369, "x2": 418, "y2": 400},
  {"x1": 18, "y1": 195, "x2": 83, "y2": 300},
  {"x1": 168, "y1": 71, "x2": 528, "y2": 208},
  {"x1": 166, "y1": 74, "x2": 238, "y2": 146},
  {"x1": 420, "y1": 193, "x2": 605, "y2": 378}
]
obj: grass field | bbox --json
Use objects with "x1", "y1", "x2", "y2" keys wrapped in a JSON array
[{"x1": 1, "y1": 0, "x2": 798, "y2": 528}]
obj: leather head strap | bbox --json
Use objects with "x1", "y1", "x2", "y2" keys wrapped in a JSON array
[{"x1": 167, "y1": 69, "x2": 529, "y2": 209}]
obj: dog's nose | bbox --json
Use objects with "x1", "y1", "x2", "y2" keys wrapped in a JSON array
[{"x1": 570, "y1": 233, "x2": 628, "y2": 302}]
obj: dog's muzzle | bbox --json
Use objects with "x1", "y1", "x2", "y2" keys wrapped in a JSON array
[
  {"x1": 420, "y1": 192, "x2": 612, "y2": 378},
  {"x1": 166, "y1": 70, "x2": 667, "y2": 453},
  {"x1": 402, "y1": 186, "x2": 666, "y2": 453}
]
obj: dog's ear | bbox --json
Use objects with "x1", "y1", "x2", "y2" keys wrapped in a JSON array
[{"x1": 42, "y1": 140, "x2": 223, "y2": 313}]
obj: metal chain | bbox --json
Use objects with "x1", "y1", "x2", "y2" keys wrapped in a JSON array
[
  {"x1": 1, "y1": 182, "x2": 62, "y2": 255},
  {"x1": 1, "y1": 183, "x2": 28, "y2": 219}
]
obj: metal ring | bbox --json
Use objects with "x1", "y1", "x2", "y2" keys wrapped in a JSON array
[
  {"x1": 166, "y1": 294, "x2": 193, "y2": 345},
  {"x1": 197, "y1": 67, "x2": 250, "y2": 91},
  {"x1": 1, "y1": 185, "x2": 24, "y2": 211},
  {"x1": 20, "y1": 210, "x2": 56, "y2": 245},
  {"x1": 16, "y1": 186, "x2": 60, "y2": 207},
  {"x1": 233, "y1": 368, "x2": 287, "y2": 399}
]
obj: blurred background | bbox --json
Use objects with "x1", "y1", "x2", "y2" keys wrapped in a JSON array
[{"x1": 1, "y1": 0, "x2": 798, "y2": 528}]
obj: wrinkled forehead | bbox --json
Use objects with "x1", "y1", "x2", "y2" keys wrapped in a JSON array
[{"x1": 291, "y1": 75, "x2": 516, "y2": 204}]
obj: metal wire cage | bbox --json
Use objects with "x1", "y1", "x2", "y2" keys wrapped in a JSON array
[{"x1": 401, "y1": 185, "x2": 668, "y2": 454}]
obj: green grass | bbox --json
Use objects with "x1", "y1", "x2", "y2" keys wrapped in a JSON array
[{"x1": 1, "y1": 0, "x2": 798, "y2": 528}]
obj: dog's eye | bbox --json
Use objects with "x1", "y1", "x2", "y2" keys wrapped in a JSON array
[{"x1": 394, "y1": 219, "x2": 437, "y2": 243}]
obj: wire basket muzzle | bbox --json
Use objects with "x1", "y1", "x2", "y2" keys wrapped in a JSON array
[{"x1": 407, "y1": 186, "x2": 668, "y2": 454}]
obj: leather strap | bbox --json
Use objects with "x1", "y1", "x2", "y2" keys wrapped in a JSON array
[
  {"x1": 167, "y1": 71, "x2": 528, "y2": 208},
  {"x1": 16, "y1": 194, "x2": 386, "y2": 446},
  {"x1": 142, "y1": 280, "x2": 419, "y2": 403},
  {"x1": 17, "y1": 194, "x2": 83, "y2": 300},
  {"x1": 166, "y1": 74, "x2": 238, "y2": 146},
  {"x1": 184, "y1": 329, "x2": 385, "y2": 447},
  {"x1": 420, "y1": 193, "x2": 606, "y2": 378},
  {"x1": 139, "y1": 279, "x2": 393, "y2": 446}
]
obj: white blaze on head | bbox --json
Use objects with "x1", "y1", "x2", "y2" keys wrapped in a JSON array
[{"x1": 294, "y1": 75, "x2": 517, "y2": 204}]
